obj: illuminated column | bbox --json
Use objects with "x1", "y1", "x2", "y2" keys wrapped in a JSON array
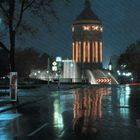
[
  {"x1": 76, "y1": 41, "x2": 78, "y2": 62},
  {"x1": 86, "y1": 41, "x2": 88, "y2": 62},
  {"x1": 95, "y1": 41, "x2": 98, "y2": 63},
  {"x1": 98, "y1": 41, "x2": 100, "y2": 62},
  {"x1": 83, "y1": 41, "x2": 86, "y2": 63},
  {"x1": 90, "y1": 42, "x2": 92, "y2": 63},
  {"x1": 94, "y1": 42, "x2": 96, "y2": 63},
  {"x1": 74, "y1": 42, "x2": 76, "y2": 62},
  {"x1": 92, "y1": 42, "x2": 95, "y2": 63},
  {"x1": 79, "y1": 42, "x2": 81, "y2": 62},
  {"x1": 87, "y1": 41, "x2": 90, "y2": 63},
  {"x1": 100, "y1": 42, "x2": 103, "y2": 63},
  {"x1": 72, "y1": 42, "x2": 75, "y2": 61},
  {"x1": 81, "y1": 41, "x2": 83, "y2": 63}
]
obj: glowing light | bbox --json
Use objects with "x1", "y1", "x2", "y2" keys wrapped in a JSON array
[
  {"x1": 121, "y1": 64, "x2": 127, "y2": 68},
  {"x1": 72, "y1": 26, "x2": 74, "y2": 32},
  {"x1": 122, "y1": 72, "x2": 126, "y2": 76},
  {"x1": 83, "y1": 41, "x2": 86, "y2": 62},
  {"x1": 72, "y1": 42, "x2": 75, "y2": 61},
  {"x1": 34, "y1": 73, "x2": 37, "y2": 76},
  {"x1": 83, "y1": 25, "x2": 103, "y2": 32},
  {"x1": 118, "y1": 72, "x2": 121, "y2": 76},
  {"x1": 38, "y1": 71, "x2": 40, "y2": 74},
  {"x1": 78, "y1": 42, "x2": 81, "y2": 62},
  {"x1": 125, "y1": 72, "x2": 132, "y2": 77},
  {"x1": 87, "y1": 41, "x2": 90, "y2": 63},
  {"x1": 76, "y1": 42, "x2": 78, "y2": 62},
  {"x1": 83, "y1": 25, "x2": 90, "y2": 31},
  {"x1": 100, "y1": 27, "x2": 103, "y2": 32},
  {"x1": 109, "y1": 65, "x2": 112, "y2": 71},
  {"x1": 52, "y1": 61, "x2": 57, "y2": 66},
  {"x1": 70, "y1": 63, "x2": 74, "y2": 67},
  {"x1": 92, "y1": 42, "x2": 94, "y2": 63},
  {"x1": 100, "y1": 42, "x2": 102, "y2": 63},
  {"x1": 95, "y1": 26, "x2": 99, "y2": 30},
  {"x1": 52, "y1": 66, "x2": 57, "y2": 71},
  {"x1": 56, "y1": 56, "x2": 62, "y2": 62},
  {"x1": 120, "y1": 72, "x2": 132, "y2": 77},
  {"x1": 95, "y1": 41, "x2": 98, "y2": 63},
  {"x1": 117, "y1": 70, "x2": 120, "y2": 73}
]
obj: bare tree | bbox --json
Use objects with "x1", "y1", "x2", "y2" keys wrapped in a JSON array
[{"x1": 0, "y1": 0, "x2": 69, "y2": 72}]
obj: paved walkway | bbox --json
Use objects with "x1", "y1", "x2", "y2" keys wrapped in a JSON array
[{"x1": 0, "y1": 84, "x2": 83, "y2": 113}]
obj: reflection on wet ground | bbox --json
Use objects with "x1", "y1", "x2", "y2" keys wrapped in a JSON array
[
  {"x1": 73, "y1": 87, "x2": 111, "y2": 134},
  {"x1": 51, "y1": 85, "x2": 140, "y2": 139},
  {"x1": 0, "y1": 110, "x2": 21, "y2": 140},
  {"x1": 0, "y1": 85, "x2": 140, "y2": 140}
]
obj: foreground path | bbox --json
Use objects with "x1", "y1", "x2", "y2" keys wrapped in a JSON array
[{"x1": 0, "y1": 85, "x2": 140, "y2": 140}]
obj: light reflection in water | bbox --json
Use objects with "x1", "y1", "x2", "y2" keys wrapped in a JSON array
[
  {"x1": 53, "y1": 93, "x2": 74, "y2": 129},
  {"x1": 73, "y1": 87, "x2": 111, "y2": 134},
  {"x1": 0, "y1": 110, "x2": 21, "y2": 139},
  {"x1": 53, "y1": 99, "x2": 64, "y2": 128},
  {"x1": 117, "y1": 85, "x2": 131, "y2": 107},
  {"x1": 116, "y1": 85, "x2": 131, "y2": 119}
]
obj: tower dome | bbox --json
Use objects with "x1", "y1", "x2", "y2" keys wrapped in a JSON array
[{"x1": 73, "y1": 0, "x2": 101, "y2": 25}]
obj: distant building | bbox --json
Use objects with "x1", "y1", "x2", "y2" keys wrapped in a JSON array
[{"x1": 72, "y1": 0, "x2": 103, "y2": 70}]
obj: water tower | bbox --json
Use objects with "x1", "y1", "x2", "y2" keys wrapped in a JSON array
[{"x1": 72, "y1": 0, "x2": 103, "y2": 70}]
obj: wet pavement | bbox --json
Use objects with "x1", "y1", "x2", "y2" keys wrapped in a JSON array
[{"x1": 0, "y1": 84, "x2": 140, "y2": 140}]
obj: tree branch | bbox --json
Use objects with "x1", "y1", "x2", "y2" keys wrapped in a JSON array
[
  {"x1": 23, "y1": 0, "x2": 36, "y2": 11},
  {"x1": 8, "y1": 0, "x2": 15, "y2": 31},
  {"x1": 0, "y1": 42, "x2": 10, "y2": 53},
  {"x1": 15, "y1": 0, "x2": 25, "y2": 31},
  {"x1": 0, "y1": 3, "x2": 9, "y2": 18}
]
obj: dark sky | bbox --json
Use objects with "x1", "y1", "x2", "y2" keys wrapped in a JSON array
[{"x1": 1, "y1": 0, "x2": 140, "y2": 67}]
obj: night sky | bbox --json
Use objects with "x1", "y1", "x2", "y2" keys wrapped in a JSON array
[{"x1": 1, "y1": 0, "x2": 140, "y2": 67}]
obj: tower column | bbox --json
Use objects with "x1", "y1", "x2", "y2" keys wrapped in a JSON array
[
  {"x1": 87, "y1": 41, "x2": 90, "y2": 63},
  {"x1": 74, "y1": 42, "x2": 76, "y2": 62},
  {"x1": 79, "y1": 42, "x2": 81, "y2": 62},
  {"x1": 81, "y1": 41, "x2": 83, "y2": 63},
  {"x1": 90, "y1": 41, "x2": 92, "y2": 64},
  {"x1": 100, "y1": 42, "x2": 103, "y2": 63},
  {"x1": 72, "y1": 42, "x2": 75, "y2": 61},
  {"x1": 95, "y1": 41, "x2": 98, "y2": 63},
  {"x1": 76, "y1": 41, "x2": 78, "y2": 62},
  {"x1": 98, "y1": 41, "x2": 100, "y2": 63},
  {"x1": 92, "y1": 42, "x2": 95, "y2": 63},
  {"x1": 83, "y1": 41, "x2": 86, "y2": 63}
]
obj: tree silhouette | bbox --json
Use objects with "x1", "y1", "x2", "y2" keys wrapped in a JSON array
[
  {"x1": 118, "y1": 40, "x2": 140, "y2": 81},
  {"x1": 0, "y1": 0, "x2": 69, "y2": 72}
]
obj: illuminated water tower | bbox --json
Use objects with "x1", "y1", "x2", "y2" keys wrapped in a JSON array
[{"x1": 72, "y1": 0, "x2": 103, "y2": 70}]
